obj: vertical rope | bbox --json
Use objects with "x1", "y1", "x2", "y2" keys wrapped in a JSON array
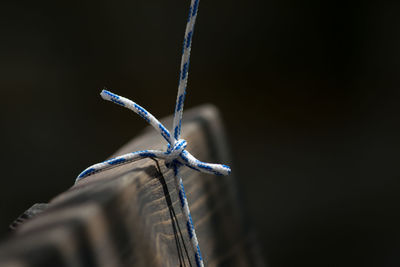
[
  {"x1": 173, "y1": 1, "x2": 203, "y2": 265},
  {"x1": 172, "y1": 0, "x2": 200, "y2": 143}
]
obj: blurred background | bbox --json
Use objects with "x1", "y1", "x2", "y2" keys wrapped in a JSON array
[{"x1": 1, "y1": 0, "x2": 400, "y2": 266}]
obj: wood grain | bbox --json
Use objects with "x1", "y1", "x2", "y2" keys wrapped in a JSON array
[{"x1": 0, "y1": 104, "x2": 265, "y2": 267}]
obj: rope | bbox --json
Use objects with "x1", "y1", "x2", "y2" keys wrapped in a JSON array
[{"x1": 76, "y1": 1, "x2": 230, "y2": 266}]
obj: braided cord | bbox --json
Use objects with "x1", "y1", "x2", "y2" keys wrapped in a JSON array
[
  {"x1": 76, "y1": 1, "x2": 230, "y2": 266},
  {"x1": 172, "y1": 0, "x2": 200, "y2": 143},
  {"x1": 174, "y1": 2, "x2": 203, "y2": 265}
]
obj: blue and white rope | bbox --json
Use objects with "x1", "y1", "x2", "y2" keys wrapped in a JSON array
[{"x1": 76, "y1": 1, "x2": 230, "y2": 266}]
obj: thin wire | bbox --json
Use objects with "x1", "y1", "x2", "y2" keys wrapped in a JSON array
[{"x1": 153, "y1": 158, "x2": 192, "y2": 267}]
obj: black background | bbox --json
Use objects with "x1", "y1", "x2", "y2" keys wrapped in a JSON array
[{"x1": 1, "y1": 0, "x2": 400, "y2": 266}]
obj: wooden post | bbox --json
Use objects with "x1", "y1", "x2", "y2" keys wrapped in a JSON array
[{"x1": 0, "y1": 105, "x2": 265, "y2": 267}]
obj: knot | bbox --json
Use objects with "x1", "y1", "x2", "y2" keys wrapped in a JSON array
[
  {"x1": 165, "y1": 139, "x2": 187, "y2": 168},
  {"x1": 166, "y1": 139, "x2": 187, "y2": 159},
  {"x1": 76, "y1": 90, "x2": 231, "y2": 182}
]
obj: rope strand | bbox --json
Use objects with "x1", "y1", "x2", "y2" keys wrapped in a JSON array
[
  {"x1": 173, "y1": 0, "x2": 200, "y2": 143},
  {"x1": 76, "y1": 1, "x2": 230, "y2": 266}
]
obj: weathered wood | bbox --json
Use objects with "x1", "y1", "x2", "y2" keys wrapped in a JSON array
[
  {"x1": 0, "y1": 105, "x2": 265, "y2": 267},
  {"x1": 9, "y1": 204, "x2": 48, "y2": 231}
]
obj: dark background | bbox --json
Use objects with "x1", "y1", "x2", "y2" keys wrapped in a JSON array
[{"x1": 1, "y1": 0, "x2": 400, "y2": 266}]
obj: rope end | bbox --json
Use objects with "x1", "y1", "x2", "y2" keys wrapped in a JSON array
[
  {"x1": 100, "y1": 90, "x2": 126, "y2": 107},
  {"x1": 222, "y1": 164, "x2": 231, "y2": 175},
  {"x1": 100, "y1": 89, "x2": 114, "y2": 100}
]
